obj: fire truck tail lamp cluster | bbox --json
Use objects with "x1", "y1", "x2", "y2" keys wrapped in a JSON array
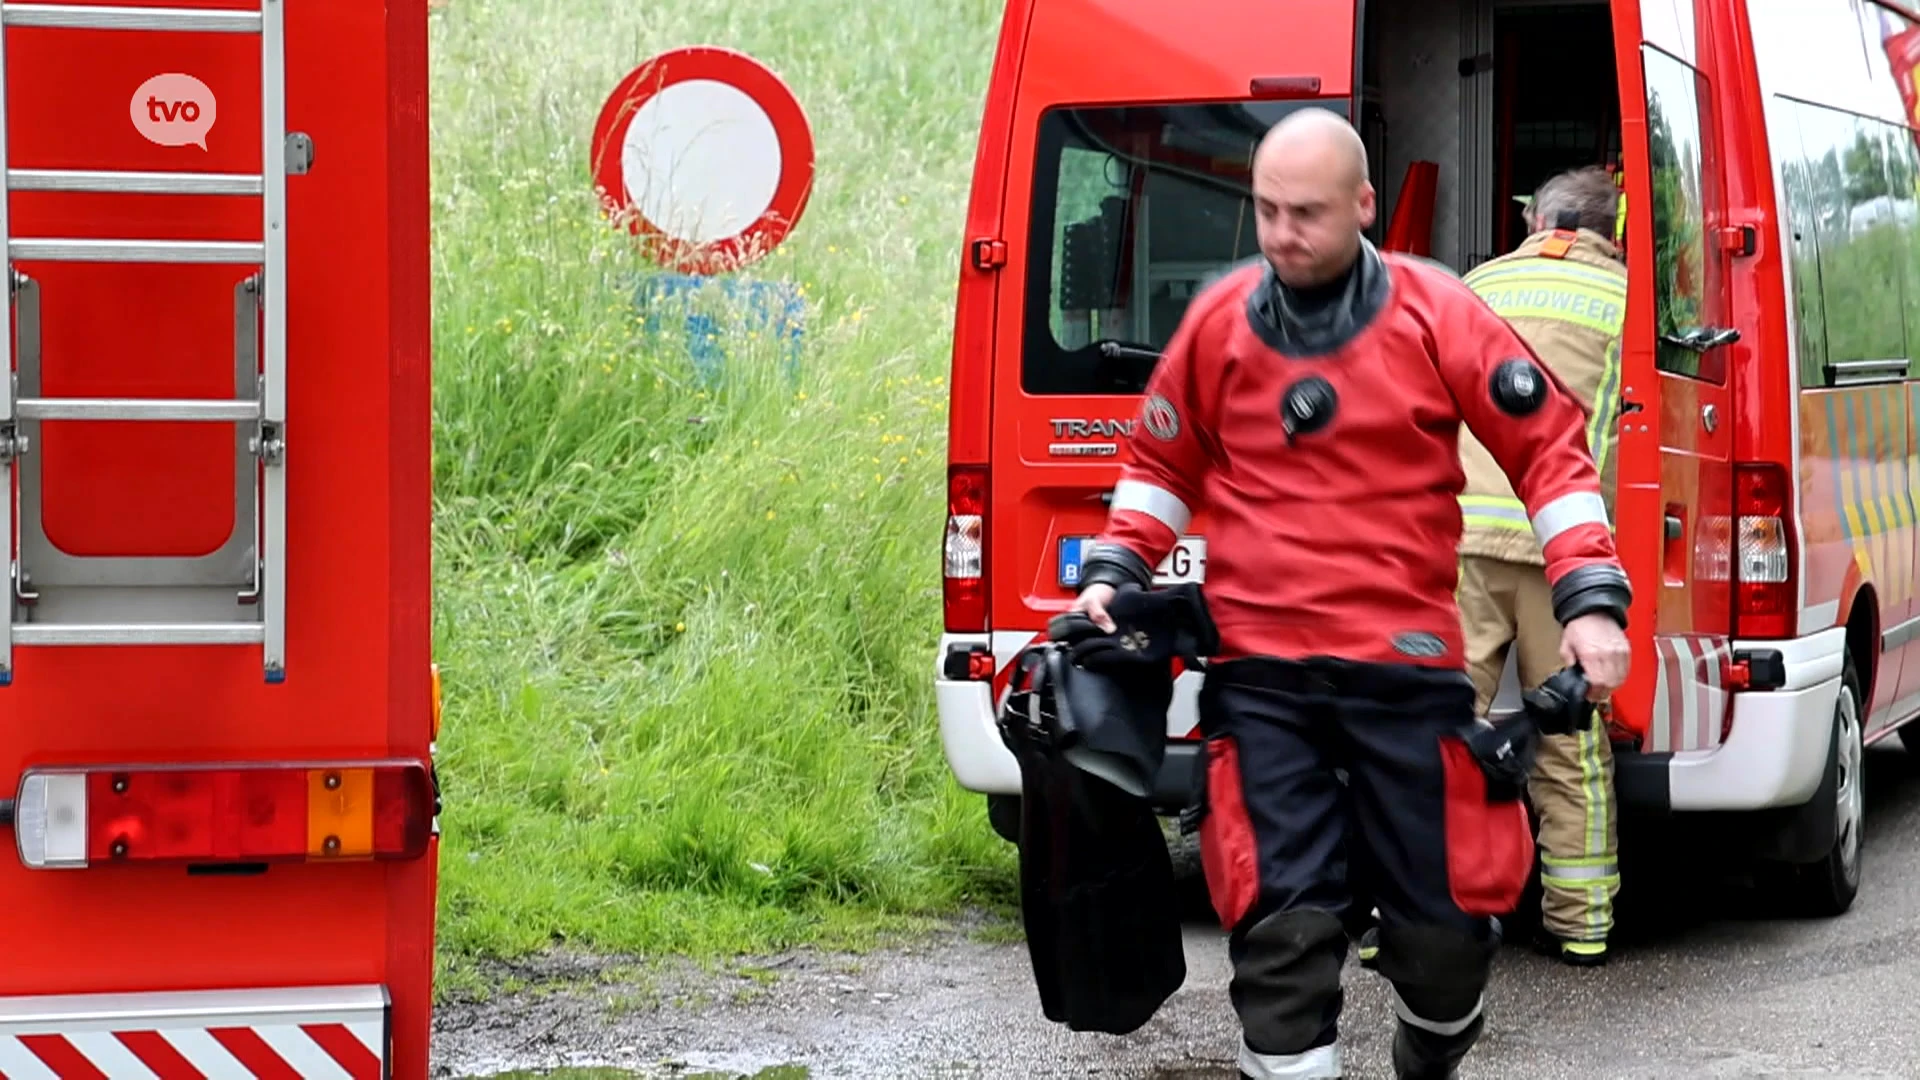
[{"x1": 12, "y1": 761, "x2": 435, "y2": 869}]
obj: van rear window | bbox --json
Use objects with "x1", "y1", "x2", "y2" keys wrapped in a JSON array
[{"x1": 1021, "y1": 100, "x2": 1347, "y2": 396}]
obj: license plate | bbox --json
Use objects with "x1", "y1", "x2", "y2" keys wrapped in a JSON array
[{"x1": 1058, "y1": 536, "x2": 1207, "y2": 588}]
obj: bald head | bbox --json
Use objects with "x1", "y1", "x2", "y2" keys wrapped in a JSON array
[
  {"x1": 1250, "y1": 107, "x2": 1377, "y2": 287},
  {"x1": 1256, "y1": 107, "x2": 1371, "y2": 190}
]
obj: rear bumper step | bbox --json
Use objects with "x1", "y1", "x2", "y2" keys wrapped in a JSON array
[{"x1": 0, "y1": 984, "x2": 388, "y2": 1079}]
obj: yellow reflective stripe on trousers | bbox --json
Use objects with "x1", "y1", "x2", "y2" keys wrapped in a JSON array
[
  {"x1": 1580, "y1": 719, "x2": 1611, "y2": 938},
  {"x1": 1459, "y1": 494, "x2": 1531, "y2": 532},
  {"x1": 1536, "y1": 719, "x2": 1616, "y2": 938},
  {"x1": 1464, "y1": 263, "x2": 1627, "y2": 337}
]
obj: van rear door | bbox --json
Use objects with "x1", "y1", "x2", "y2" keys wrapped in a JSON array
[
  {"x1": 1607, "y1": 0, "x2": 1740, "y2": 753},
  {"x1": 985, "y1": 0, "x2": 1361, "y2": 661}
]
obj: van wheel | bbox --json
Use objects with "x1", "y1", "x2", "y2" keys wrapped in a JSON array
[{"x1": 1775, "y1": 656, "x2": 1865, "y2": 918}]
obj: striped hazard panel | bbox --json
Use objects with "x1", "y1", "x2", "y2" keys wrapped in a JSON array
[
  {"x1": 0, "y1": 985, "x2": 386, "y2": 1079},
  {"x1": 1646, "y1": 633, "x2": 1732, "y2": 754}
]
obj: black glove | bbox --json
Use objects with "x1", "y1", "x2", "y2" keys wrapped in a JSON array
[
  {"x1": 1466, "y1": 710, "x2": 1537, "y2": 802},
  {"x1": 1057, "y1": 582, "x2": 1220, "y2": 674},
  {"x1": 1523, "y1": 665, "x2": 1595, "y2": 737},
  {"x1": 1112, "y1": 582, "x2": 1220, "y2": 662}
]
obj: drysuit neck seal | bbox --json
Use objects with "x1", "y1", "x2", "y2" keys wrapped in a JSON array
[{"x1": 1245, "y1": 236, "x2": 1392, "y2": 358}]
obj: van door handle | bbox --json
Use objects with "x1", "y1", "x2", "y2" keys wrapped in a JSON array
[
  {"x1": 1660, "y1": 326, "x2": 1741, "y2": 352},
  {"x1": 1665, "y1": 514, "x2": 1683, "y2": 541}
]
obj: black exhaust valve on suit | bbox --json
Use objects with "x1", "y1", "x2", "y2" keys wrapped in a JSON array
[
  {"x1": 1280, "y1": 375, "x2": 1338, "y2": 443},
  {"x1": 1489, "y1": 357, "x2": 1549, "y2": 416}
]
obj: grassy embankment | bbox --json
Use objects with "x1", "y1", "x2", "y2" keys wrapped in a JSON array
[{"x1": 428, "y1": 0, "x2": 1016, "y2": 983}]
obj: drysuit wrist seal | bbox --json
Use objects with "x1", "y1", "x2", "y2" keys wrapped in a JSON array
[
  {"x1": 1552, "y1": 564, "x2": 1632, "y2": 629},
  {"x1": 1078, "y1": 542, "x2": 1153, "y2": 593}
]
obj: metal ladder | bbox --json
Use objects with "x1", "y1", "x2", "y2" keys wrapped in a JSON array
[{"x1": 0, "y1": 2, "x2": 293, "y2": 684}]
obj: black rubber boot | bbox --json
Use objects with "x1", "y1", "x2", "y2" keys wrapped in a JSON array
[
  {"x1": 1374, "y1": 923, "x2": 1497, "y2": 1080},
  {"x1": 1533, "y1": 928, "x2": 1609, "y2": 967},
  {"x1": 1229, "y1": 908, "x2": 1350, "y2": 1056},
  {"x1": 1356, "y1": 926, "x2": 1380, "y2": 971},
  {"x1": 1391, "y1": 1010, "x2": 1484, "y2": 1079}
]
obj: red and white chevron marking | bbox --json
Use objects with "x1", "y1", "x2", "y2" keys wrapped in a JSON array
[
  {"x1": 1647, "y1": 633, "x2": 1733, "y2": 754},
  {"x1": 0, "y1": 1020, "x2": 384, "y2": 1080}
]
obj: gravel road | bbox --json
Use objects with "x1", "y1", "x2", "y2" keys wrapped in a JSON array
[{"x1": 432, "y1": 741, "x2": 1920, "y2": 1079}]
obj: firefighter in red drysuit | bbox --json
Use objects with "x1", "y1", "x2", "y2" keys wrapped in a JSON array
[{"x1": 1072, "y1": 108, "x2": 1632, "y2": 1080}]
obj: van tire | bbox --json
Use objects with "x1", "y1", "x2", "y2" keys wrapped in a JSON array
[{"x1": 1771, "y1": 655, "x2": 1865, "y2": 918}]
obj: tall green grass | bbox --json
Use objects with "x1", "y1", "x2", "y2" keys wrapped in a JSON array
[{"x1": 429, "y1": 0, "x2": 1015, "y2": 965}]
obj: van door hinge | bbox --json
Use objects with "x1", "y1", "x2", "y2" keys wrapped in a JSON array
[
  {"x1": 1719, "y1": 224, "x2": 1757, "y2": 256},
  {"x1": 970, "y1": 237, "x2": 1007, "y2": 271},
  {"x1": 286, "y1": 132, "x2": 315, "y2": 176}
]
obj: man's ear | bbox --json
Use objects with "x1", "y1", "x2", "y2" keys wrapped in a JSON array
[{"x1": 1357, "y1": 181, "x2": 1377, "y2": 230}]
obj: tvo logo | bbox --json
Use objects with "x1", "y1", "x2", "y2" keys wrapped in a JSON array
[{"x1": 130, "y1": 73, "x2": 216, "y2": 150}]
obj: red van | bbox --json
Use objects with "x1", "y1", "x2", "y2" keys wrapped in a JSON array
[{"x1": 940, "y1": 0, "x2": 1920, "y2": 917}]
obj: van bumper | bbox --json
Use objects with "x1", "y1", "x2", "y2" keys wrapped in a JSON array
[
  {"x1": 936, "y1": 676, "x2": 1022, "y2": 794},
  {"x1": 1615, "y1": 629, "x2": 1845, "y2": 813}
]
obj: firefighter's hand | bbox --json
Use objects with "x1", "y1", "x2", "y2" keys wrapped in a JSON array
[
  {"x1": 1560, "y1": 613, "x2": 1630, "y2": 701},
  {"x1": 1073, "y1": 583, "x2": 1118, "y2": 633}
]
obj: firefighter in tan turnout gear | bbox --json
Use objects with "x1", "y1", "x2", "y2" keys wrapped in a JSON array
[{"x1": 1456, "y1": 166, "x2": 1628, "y2": 966}]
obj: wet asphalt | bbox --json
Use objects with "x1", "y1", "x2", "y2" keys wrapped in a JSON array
[{"x1": 434, "y1": 739, "x2": 1920, "y2": 1079}]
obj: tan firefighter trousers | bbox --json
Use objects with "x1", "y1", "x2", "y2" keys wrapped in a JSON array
[{"x1": 1458, "y1": 554, "x2": 1620, "y2": 943}]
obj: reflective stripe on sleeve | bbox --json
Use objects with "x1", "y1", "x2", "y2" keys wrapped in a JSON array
[
  {"x1": 1111, "y1": 479, "x2": 1192, "y2": 534},
  {"x1": 1532, "y1": 491, "x2": 1610, "y2": 547},
  {"x1": 1239, "y1": 1041, "x2": 1342, "y2": 1079},
  {"x1": 1459, "y1": 494, "x2": 1533, "y2": 533}
]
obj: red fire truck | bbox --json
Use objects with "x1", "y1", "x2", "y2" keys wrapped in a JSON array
[
  {"x1": 0, "y1": 1, "x2": 437, "y2": 1076},
  {"x1": 940, "y1": 0, "x2": 1920, "y2": 918}
]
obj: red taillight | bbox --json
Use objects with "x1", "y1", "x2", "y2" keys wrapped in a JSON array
[
  {"x1": 945, "y1": 464, "x2": 988, "y2": 632},
  {"x1": 13, "y1": 760, "x2": 435, "y2": 869},
  {"x1": 1734, "y1": 462, "x2": 1794, "y2": 639}
]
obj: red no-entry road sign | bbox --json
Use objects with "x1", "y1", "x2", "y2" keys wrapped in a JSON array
[{"x1": 590, "y1": 46, "x2": 816, "y2": 275}]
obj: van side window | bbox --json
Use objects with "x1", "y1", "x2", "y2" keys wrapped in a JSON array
[
  {"x1": 1761, "y1": 0, "x2": 1920, "y2": 389},
  {"x1": 1641, "y1": 45, "x2": 1726, "y2": 383},
  {"x1": 1879, "y1": 12, "x2": 1920, "y2": 381},
  {"x1": 1773, "y1": 96, "x2": 1920, "y2": 388},
  {"x1": 1772, "y1": 101, "x2": 1831, "y2": 390},
  {"x1": 1021, "y1": 101, "x2": 1342, "y2": 396}
]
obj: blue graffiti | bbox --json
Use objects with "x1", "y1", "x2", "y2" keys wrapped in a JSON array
[{"x1": 633, "y1": 273, "x2": 807, "y2": 387}]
